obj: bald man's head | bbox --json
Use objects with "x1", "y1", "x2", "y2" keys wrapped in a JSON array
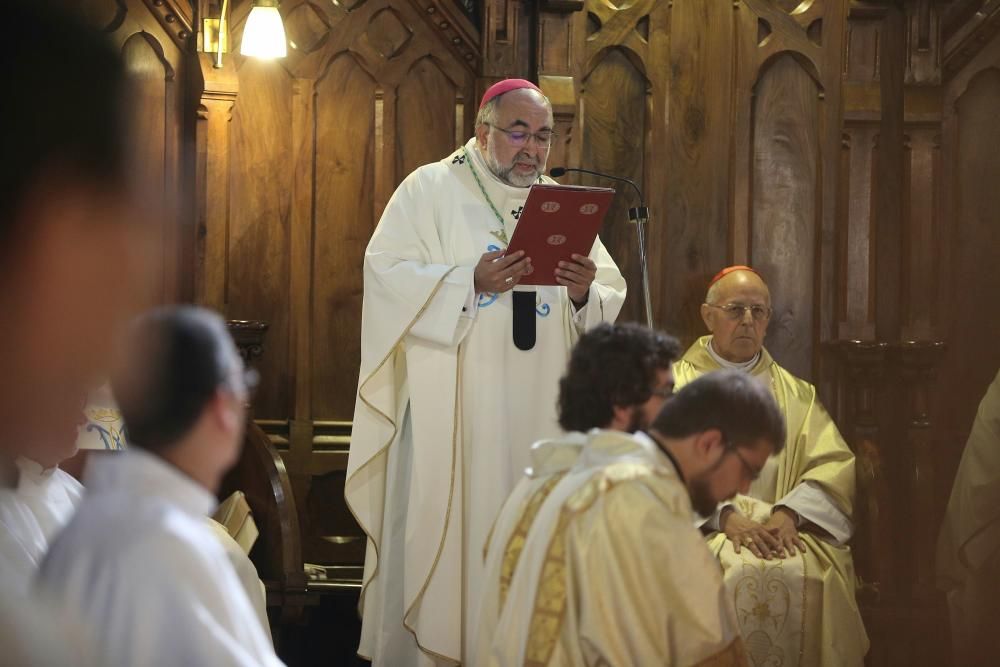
[{"x1": 701, "y1": 268, "x2": 772, "y2": 363}]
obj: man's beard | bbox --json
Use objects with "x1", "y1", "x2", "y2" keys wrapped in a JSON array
[
  {"x1": 485, "y1": 137, "x2": 544, "y2": 187},
  {"x1": 688, "y1": 474, "x2": 721, "y2": 518}
]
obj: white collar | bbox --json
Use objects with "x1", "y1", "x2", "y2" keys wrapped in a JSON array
[
  {"x1": 576, "y1": 429, "x2": 672, "y2": 471},
  {"x1": 707, "y1": 337, "x2": 760, "y2": 372},
  {"x1": 84, "y1": 448, "x2": 216, "y2": 518}
]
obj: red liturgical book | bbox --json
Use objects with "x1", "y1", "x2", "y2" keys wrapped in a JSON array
[{"x1": 505, "y1": 183, "x2": 616, "y2": 286}]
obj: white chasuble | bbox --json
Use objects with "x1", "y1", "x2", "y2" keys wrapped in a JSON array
[
  {"x1": 0, "y1": 485, "x2": 44, "y2": 595},
  {"x1": 35, "y1": 449, "x2": 283, "y2": 667},
  {"x1": 346, "y1": 138, "x2": 626, "y2": 665},
  {"x1": 15, "y1": 458, "x2": 83, "y2": 542},
  {"x1": 675, "y1": 337, "x2": 868, "y2": 667}
]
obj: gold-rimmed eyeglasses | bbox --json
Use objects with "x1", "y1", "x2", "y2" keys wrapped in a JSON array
[
  {"x1": 705, "y1": 302, "x2": 772, "y2": 323},
  {"x1": 488, "y1": 124, "x2": 555, "y2": 148}
]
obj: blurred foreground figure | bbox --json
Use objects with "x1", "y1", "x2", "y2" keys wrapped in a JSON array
[
  {"x1": 0, "y1": 2, "x2": 145, "y2": 664},
  {"x1": 0, "y1": 429, "x2": 85, "y2": 596},
  {"x1": 37, "y1": 306, "x2": 284, "y2": 667},
  {"x1": 937, "y1": 369, "x2": 1000, "y2": 666}
]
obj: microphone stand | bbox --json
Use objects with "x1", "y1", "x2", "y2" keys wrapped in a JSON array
[{"x1": 551, "y1": 167, "x2": 653, "y2": 329}]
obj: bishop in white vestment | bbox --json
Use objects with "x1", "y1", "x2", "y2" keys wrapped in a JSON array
[{"x1": 346, "y1": 79, "x2": 626, "y2": 664}]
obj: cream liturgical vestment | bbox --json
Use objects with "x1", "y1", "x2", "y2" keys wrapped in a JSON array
[
  {"x1": 674, "y1": 337, "x2": 868, "y2": 667},
  {"x1": 35, "y1": 448, "x2": 283, "y2": 667},
  {"x1": 937, "y1": 369, "x2": 1000, "y2": 665},
  {"x1": 346, "y1": 139, "x2": 626, "y2": 665},
  {"x1": 478, "y1": 429, "x2": 747, "y2": 667},
  {"x1": 0, "y1": 460, "x2": 82, "y2": 596}
]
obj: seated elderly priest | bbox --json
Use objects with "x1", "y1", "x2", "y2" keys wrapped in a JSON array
[
  {"x1": 674, "y1": 266, "x2": 868, "y2": 666},
  {"x1": 478, "y1": 370, "x2": 785, "y2": 666},
  {"x1": 36, "y1": 307, "x2": 283, "y2": 667}
]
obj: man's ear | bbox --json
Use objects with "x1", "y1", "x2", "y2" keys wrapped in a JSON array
[
  {"x1": 700, "y1": 303, "x2": 715, "y2": 332},
  {"x1": 694, "y1": 428, "x2": 724, "y2": 459},
  {"x1": 475, "y1": 124, "x2": 489, "y2": 150},
  {"x1": 609, "y1": 404, "x2": 633, "y2": 431},
  {"x1": 209, "y1": 391, "x2": 240, "y2": 434}
]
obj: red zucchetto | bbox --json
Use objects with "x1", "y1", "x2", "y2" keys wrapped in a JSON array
[
  {"x1": 708, "y1": 265, "x2": 761, "y2": 288},
  {"x1": 479, "y1": 78, "x2": 542, "y2": 109}
]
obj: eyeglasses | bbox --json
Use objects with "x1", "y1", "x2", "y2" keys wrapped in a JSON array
[
  {"x1": 727, "y1": 446, "x2": 762, "y2": 482},
  {"x1": 242, "y1": 367, "x2": 260, "y2": 397},
  {"x1": 649, "y1": 384, "x2": 674, "y2": 399},
  {"x1": 225, "y1": 366, "x2": 260, "y2": 401},
  {"x1": 488, "y1": 124, "x2": 555, "y2": 147},
  {"x1": 705, "y1": 302, "x2": 772, "y2": 323}
]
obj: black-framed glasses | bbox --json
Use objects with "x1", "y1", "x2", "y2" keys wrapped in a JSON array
[
  {"x1": 488, "y1": 124, "x2": 555, "y2": 147},
  {"x1": 705, "y1": 302, "x2": 772, "y2": 323}
]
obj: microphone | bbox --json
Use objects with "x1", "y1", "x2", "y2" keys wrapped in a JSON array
[
  {"x1": 549, "y1": 167, "x2": 648, "y2": 222},
  {"x1": 549, "y1": 166, "x2": 654, "y2": 328}
]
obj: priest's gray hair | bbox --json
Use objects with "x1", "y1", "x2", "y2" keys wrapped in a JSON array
[
  {"x1": 111, "y1": 306, "x2": 247, "y2": 450},
  {"x1": 475, "y1": 90, "x2": 553, "y2": 130}
]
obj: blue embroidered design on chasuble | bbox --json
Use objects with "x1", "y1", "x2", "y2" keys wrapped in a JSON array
[
  {"x1": 86, "y1": 422, "x2": 127, "y2": 450},
  {"x1": 477, "y1": 244, "x2": 502, "y2": 308},
  {"x1": 477, "y1": 244, "x2": 551, "y2": 317}
]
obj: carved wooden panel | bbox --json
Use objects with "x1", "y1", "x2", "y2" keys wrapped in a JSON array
[
  {"x1": 580, "y1": 49, "x2": 647, "y2": 324},
  {"x1": 99, "y1": 0, "x2": 190, "y2": 305},
  {"x1": 900, "y1": 125, "x2": 941, "y2": 339},
  {"x1": 661, "y1": 0, "x2": 734, "y2": 340},
  {"x1": 838, "y1": 124, "x2": 878, "y2": 339},
  {"x1": 122, "y1": 33, "x2": 171, "y2": 305},
  {"x1": 229, "y1": 60, "x2": 294, "y2": 419},
  {"x1": 846, "y1": 17, "x2": 883, "y2": 83},
  {"x1": 77, "y1": 0, "x2": 128, "y2": 33},
  {"x1": 396, "y1": 56, "x2": 462, "y2": 181},
  {"x1": 750, "y1": 54, "x2": 821, "y2": 380},
  {"x1": 312, "y1": 53, "x2": 377, "y2": 419}
]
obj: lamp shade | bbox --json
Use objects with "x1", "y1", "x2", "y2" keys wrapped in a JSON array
[{"x1": 240, "y1": 3, "x2": 286, "y2": 59}]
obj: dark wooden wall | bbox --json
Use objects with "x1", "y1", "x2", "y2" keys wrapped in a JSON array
[
  {"x1": 71, "y1": 0, "x2": 195, "y2": 305},
  {"x1": 63, "y1": 0, "x2": 1000, "y2": 664}
]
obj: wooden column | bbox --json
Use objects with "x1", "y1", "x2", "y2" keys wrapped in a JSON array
[
  {"x1": 195, "y1": 54, "x2": 237, "y2": 311},
  {"x1": 828, "y1": 340, "x2": 891, "y2": 603}
]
